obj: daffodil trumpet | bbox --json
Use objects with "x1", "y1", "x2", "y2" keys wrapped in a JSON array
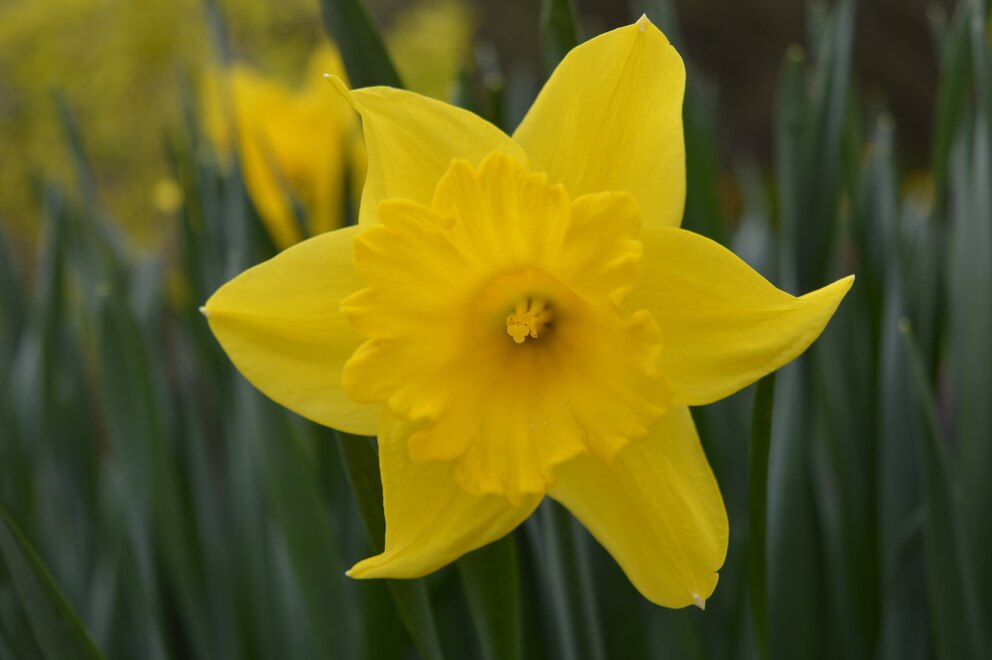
[{"x1": 203, "y1": 16, "x2": 853, "y2": 609}]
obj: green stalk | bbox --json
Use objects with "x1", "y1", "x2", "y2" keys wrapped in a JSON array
[
  {"x1": 538, "y1": 501, "x2": 606, "y2": 660},
  {"x1": 899, "y1": 321, "x2": 987, "y2": 659},
  {"x1": 0, "y1": 503, "x2": 104, "y2": 660},
  {"x1": 319, "y1": 0, "x2": 402, "y2": 88},
  {"x1": 539, "y1": 0, "x2": 579, "y2": 77},
  {"x1": 747, "y1": 375, "x2": 775, "y2": 660},
  {"x1": 456, "y1": 535, "x2": 523, "y2": 660}
]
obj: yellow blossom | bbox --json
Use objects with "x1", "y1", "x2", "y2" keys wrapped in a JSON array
[
  {"x1": 203, "y1": 45, "x2": 363, "y2": 250},
  {"x1": 202, "y1": 17, "x2": 853, "y2": 609}
]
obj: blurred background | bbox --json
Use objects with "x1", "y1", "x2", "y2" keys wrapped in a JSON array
[{"x1": 0, "y1": 0, "x2": 989, "y2": 659}]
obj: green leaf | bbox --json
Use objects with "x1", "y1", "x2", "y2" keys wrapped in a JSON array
[
  {"x1": 66, "y1": 195, "x2": 212, "y2": 657},
  {"x1": 244, "y1": 391, "x2": 355, "y2": 658},
  {"x1": 53, "y1": 94, "x2": 99, "y2": 208},
  {"x1": 747, "y1": 374, "x2": 775, "y2": 660},
  {"x1": 931, "y1": 3, "x2": 971, "y2": 210},
  {"x1": 682, "y1": 79, "x2": 726, "y2": 244},
  {"x1": 774, "y1": 43, "x2": 807, "y2": 291},
  {"x1": 320, "y1": 0, "x2": 402, "y2": 89},
  {"x1": 10, "y1": 187, "x2": 67, "y2": 441},
  {"x1": 361, "y1": 579, "x2": 413, "y2": 660},
  {"x1": 534, "y1": 501, "x2": 606, "y2": 660},
  {"x1": 539, "y1": 0, "x2": 579, "y2": 77},
  {"x1": 876, "y1": 205, "x2": 930, "y2": 660},
  {"x1": 955, "y1": 3, "x2": 992, "y2": 635},
  {"x1": 900, "y1": 322, "x2": 987, "y2": 660},
  {"x1": 0, "y1": 218, "x2": 24, "y2": 368},
  {"x1": 797, "y1": 0, "x2": 855, "y2": 289},
  {"x1": 0, "y1": 503, "x2": 103, "y2": 660},
  {"x1": 457, "y1": 535, "x2": 522, "y2": 660},
  {"x1": 769, "y1": 41, "x2": 836, "y2": 659},
  {"x1": 336, "y1": 433, "x2": 445, "y2": 660},
  {"x1": 765, "y1": 363, "x2": 830, "y2": 659},
  {"x1": 450, "y1": 66, "x2": 484, "y2": 115}
]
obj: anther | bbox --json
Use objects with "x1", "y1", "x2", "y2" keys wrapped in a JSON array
[{"x1": 506, "y1": 299, "x2": 551, "y2": 344}]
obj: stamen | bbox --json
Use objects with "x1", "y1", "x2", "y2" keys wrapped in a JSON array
[{"x1": 506, "y1": 299, "x2": 552, "y2": 344}]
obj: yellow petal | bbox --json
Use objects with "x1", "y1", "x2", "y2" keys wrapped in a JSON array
[
  {"x1": 326, "y1": 76, "x2": 528, "y2": 227},
  {"x1": 348, "y1": 411, "x2": 541, "y2": 578},
  {"x1": 549, "y1": 405, "x2": 727, "y2": 608},
  {"x1": 513, "y1": 16, "x2": 686, "y2": 228},
  {"x1": 631, "y1": 226, "x2": 854, "y2": 405},
  {"x1": 203, "y1": 226, "x2": 377, "y2": 435}
]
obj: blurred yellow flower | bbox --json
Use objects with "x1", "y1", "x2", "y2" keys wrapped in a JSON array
[
  {"x1": 201, "y1": 0, "x2": 473, "y2": 249},
  {"x1": 203, "y1": 46, "x2": 363, "y2": 250},
  {"x1": 203, "y1": 17, "x2": 853, "y2": 609}
]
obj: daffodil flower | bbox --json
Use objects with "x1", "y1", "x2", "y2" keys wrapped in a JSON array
[
  {"x1": 203, "y1": 45, "x2": 363, "y2": 250},
  {"x1": 203, "y1": 16, "x2": 852, "y2": 609}
]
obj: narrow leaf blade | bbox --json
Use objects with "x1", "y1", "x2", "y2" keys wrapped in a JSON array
[
  {"x1": 320, "y1": 0, "x2": 403, "y2": 88},
  {"x1": 0, "y1": 503, "x2": 104, "y2": 660},
  {"x1": 747, "y1": 374, "x2": 775, "y2": 660},
  {"x1": 457, "y1": 535, "x2": 523, "y2": 660},
  {"x1": 539, "y1": 0, "x2": 579, "y2": 77},
  {"x1": 900, "y1": 322, "x2": 987, "y2": 660}
]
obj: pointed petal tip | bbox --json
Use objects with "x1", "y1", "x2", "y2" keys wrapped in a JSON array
[
  {"x1": 811, "y1": 272, "x2": 856, "y2": 302},
  {"x1": 345, "y1": 563, "x2": 378, "y2": 580},
  {"x1": 692, "y1": 593, "x2": 706, "y2": 610},
  {"x1": 324, "y1": 74, "x2": 356, "y2": 107},
  {"x1": 346, "y1": 556, "x2": 382, "y2": 580},
  {"x1": 199, "y1": 305, "x2": 209, "y2": 318},
  {"x1": 636, "y1": 14, "x2": 651, "y2": 31}
]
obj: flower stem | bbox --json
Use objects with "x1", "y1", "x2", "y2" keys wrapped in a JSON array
[
  {"x1": 537, "y1": 500, "x2": 606, "y2": 660},
  {"x1": 748, "y1": 374, "x2": 776, "y2": 660}
]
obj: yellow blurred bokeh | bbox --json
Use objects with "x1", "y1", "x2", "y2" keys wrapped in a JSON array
[{"x1": 0, "y1": 0, "x2": 472, "y2": 248}]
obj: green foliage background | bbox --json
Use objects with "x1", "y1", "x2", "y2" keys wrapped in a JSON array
[{"x1": 1, "y1": 0, "x2": 990, "y2": 658}]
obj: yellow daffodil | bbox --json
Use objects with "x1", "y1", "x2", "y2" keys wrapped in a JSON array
[
  {"x1": 203, "y1": 45, "x2": 363, "y2": 250},
  {"x1": 202, "y1": 16, "x2": 853, "y2": 609}
]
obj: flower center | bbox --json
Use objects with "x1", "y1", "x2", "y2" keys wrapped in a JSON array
[
  {"x1": 341, "y1": 152, "x2": 671, "y2": 501},
  {"x1": 506, "y1": 299, "x2": 552, "y2": 343}
]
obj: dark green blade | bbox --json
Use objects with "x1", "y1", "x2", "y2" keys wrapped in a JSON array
[
  {"x1": 747, "y1": 375, "x2": 775, "y2": 660},
  {"x1": 320, "y1": 0, "x2": 402, "y2": 88},
  {"x1": 901, "y1": 323, "x2": 987, "y2": 660},
  {"x1": 0, "y1": 504, "x2": 104, "y2": 660},
  {"x1": 457, "y1": 535, "x2": 523, "y2": 660},
  {"x1": 539, "y1": 0, "x2": 579, "y2": 77}
]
